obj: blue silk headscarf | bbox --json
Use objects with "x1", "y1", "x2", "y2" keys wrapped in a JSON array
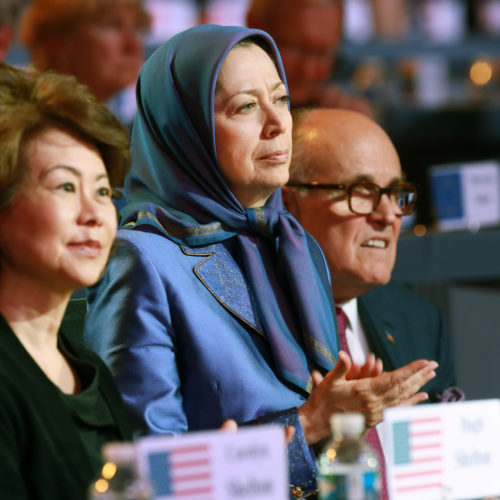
[{"x1": 122, "y1": 24, "x2": 338, "y2": 393}]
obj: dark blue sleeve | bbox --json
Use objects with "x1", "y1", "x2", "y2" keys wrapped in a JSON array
[
  {"x1": 243, "y1": 408, "x2": 319, "y2": 499},
  {"x1": 84, "y1": 237, "x2": 189, "y2": 436}
]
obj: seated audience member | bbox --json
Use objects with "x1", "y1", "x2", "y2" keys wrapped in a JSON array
[
  {"x1": 246, "y1": 0, "x2": 374, "y2": 116},
  {"x1": 0, "y1": 0, "x2": 22, "y2": 61},
  {"x1": 283, "y1": 107, "x2": 464, "y2": 404},
  {"x1": 84, "y1": 24, "x2": 437, "y2": 499},
  {"x1": 19, "y1": 0, "x2": 150, "y2": 103},
  {"x1": 0, "y1": 63, "x2": 132, "y2": 500},
  {"x1": 284, "y1": 107, "x2": 463, "y2": 498}
]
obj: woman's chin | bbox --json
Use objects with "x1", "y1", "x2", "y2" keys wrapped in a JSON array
[{"x1": 58, "y1": 267, "x2": 107, "y2": 294}]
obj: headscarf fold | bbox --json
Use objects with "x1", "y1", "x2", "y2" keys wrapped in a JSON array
[{"x1": 123, "y1": 24, "x2": 338, "y2": 393}]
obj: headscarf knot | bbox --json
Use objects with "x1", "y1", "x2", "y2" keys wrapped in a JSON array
[{"x1": 245, "y1": 207, "x2": 280, "y2": 239}]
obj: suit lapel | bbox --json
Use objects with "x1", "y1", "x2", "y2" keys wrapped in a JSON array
[
  {"x1": 358, "y1": 293, "x2": 402, "y2": 368},
  {"x1": 180, "y1": 244, "x2": 265, "y2": 337}
]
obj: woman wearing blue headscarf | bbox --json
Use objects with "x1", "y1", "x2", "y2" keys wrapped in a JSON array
[{"x1": 84, "y1": 24, "x2": 379, "y2": 497}]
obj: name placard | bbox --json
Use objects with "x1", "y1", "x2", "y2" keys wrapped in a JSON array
[
  {"x1": 383, "y1": 399, "x2": 500, "y2": 500},
  {"x1": 135, "y1": 426, "x2": 288, "y2": 500},
  {"x1": 430, "y1": 160, "x2": 500, "y2": 231}
]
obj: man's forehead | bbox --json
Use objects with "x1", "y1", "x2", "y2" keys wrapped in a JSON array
[{"x1": 311, "y1": 160, "x2": 403, "y2": 185}]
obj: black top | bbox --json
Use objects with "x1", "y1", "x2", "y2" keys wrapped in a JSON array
[{"x1": 0, "y1": 315, "x2": 131, "y2": 500}]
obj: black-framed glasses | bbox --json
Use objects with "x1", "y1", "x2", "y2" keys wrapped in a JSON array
[{"x1": 287, "y1": 181, "x2": 418, "y2": 216}]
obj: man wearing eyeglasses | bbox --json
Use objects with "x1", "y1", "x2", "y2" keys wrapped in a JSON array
[{"x1": 284, "y1": 108, "x2": 463, "y2": 404}]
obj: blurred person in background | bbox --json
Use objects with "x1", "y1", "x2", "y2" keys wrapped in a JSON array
[
  {"x1": 246, "y1": 0, "x2": 374, "y2": 115},
  {"x1": 20, "y1": 0, "x2": 150, "y2": 104},
  {"x1": 0, "y1": 0, "x2": 22, "y2": 61}
]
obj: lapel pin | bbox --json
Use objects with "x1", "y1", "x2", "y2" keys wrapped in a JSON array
[{"x1": 386, "y1": 332, "x2": 395, "y2": 343}]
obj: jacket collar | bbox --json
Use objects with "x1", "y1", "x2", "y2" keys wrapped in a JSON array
[
  {"x1": 180, "y1": 243, "x2": 264, "y2": 337},
  {"x1": 358, "y1": 292, "x2": 399, "y2": 365}
]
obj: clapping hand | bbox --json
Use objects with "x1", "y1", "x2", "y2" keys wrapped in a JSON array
[{"x1": 298, "y1": 351, "x2": 438, "y2": 444}]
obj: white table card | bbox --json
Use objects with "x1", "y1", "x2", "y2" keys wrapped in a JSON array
[
  {"x1": 135, "y1": 426, "x2": 288, "y2": 500},
  {"x1": 430, "y1": 160, "x2": 500, "y2": 231},
  {"x1": 383, "y1": 399, "x2": 500, "y2": 500}
]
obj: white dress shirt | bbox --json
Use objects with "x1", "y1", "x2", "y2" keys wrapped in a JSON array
[{"x1": 338, "y1": 298, "x2": 371, "y2": 365}]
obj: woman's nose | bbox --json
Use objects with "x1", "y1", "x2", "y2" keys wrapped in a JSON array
[
  {"x1": 78, "y1": 193, "x2": 103, "y2": 226},
  {"x1": 262, "y1": 107, "x2": 287, "y2": 138}
]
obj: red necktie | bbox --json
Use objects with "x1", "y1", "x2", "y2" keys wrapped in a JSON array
[{"x1": 335, "y1": 306, "x2": 389, "y2": 500}]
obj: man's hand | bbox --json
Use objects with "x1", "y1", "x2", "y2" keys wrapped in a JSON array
[
  {"x1": 298, "y1": 351, "x2": 438, "y2": 444},
  {"x1": 346, "y1": 352, "x2": 384, "y2": 380}
]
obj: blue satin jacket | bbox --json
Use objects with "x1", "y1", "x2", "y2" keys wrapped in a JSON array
[{"x1": 84, "y1": 226, "x2": 330, "y2": 498}]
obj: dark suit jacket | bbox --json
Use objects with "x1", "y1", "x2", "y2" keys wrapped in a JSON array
[{"x1": 358, "y1": 283, "x2": 457, "y2": 402}]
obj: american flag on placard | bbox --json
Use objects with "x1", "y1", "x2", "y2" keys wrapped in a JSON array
[
  {"x1": 390, "y1": 416, "x2": 445, "y2": 497},
  {"x1": 147, "y1": 443, "x2": 215, "y2": 500}
]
